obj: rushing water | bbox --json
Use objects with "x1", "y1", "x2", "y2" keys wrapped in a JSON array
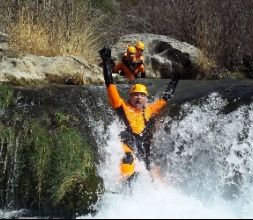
[
  {"x1": 1, "y1": 80, "x2": 253, "y2": 219},
  {"x1": 78, "y1": 92, "x2": 253, "y2": 219}
]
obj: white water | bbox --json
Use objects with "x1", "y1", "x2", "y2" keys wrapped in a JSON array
[
  {"x1": 79, "y1": 92, "x2": 253, "y2": 219},
  {"x1": 2, "y1": 92, "x2": 253, "y2": 219}
]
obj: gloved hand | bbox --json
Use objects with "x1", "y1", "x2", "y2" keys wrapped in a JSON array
[
  {"x1": 99, "y1": 47, "x2": 114, "y2": 86},
  {"x1": 162, "y1": 74, "x2": 180, "y2": 101},
  {"x1": 99, "y1": 47, "x2": 112, "y2": 60}
]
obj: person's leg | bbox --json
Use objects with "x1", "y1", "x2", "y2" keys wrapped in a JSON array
[{"x1": 120, "y1": 144, "x2": 136, "y2": 179}]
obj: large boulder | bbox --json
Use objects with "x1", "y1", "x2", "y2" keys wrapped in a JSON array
[
  {"x1": 0, "y1": 55, "x2": 104, "y2": 85},
  {"x1": 0, "y1": 32, "x2": 104, "y2": 86},
  {"x1": 112, "y1": 33, "x2": 214, "y2": 79}
]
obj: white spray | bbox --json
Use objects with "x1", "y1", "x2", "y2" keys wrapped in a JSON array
[{"x1": 80, "y1": 92, "x2": 253, "y2": 219}]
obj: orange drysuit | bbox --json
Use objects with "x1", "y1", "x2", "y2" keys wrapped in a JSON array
[
  {"x1": 107, "y1": 84, "x2": 167, "y2": 172},
  {"x1": 113, "y1": 54, "x2": 145, "y2": 80},
  {"x1": 135, "y1": 51, "x2": 144, "y2": 64}
]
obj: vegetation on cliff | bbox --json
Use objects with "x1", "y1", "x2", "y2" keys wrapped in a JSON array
[{"x1": 0, "y1": 86, "x2": 104, "y2": 216}]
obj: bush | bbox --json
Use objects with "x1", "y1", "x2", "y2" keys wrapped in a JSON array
[
  {"x1": 117, "y1": 0, "x2": 253, "y2": 71},
  {"x1": 0, "y1": 0, "x2": 114, "y2": 62},
  {"x1": 0, "y1": 115, "x2": 104, "y2": 215}
]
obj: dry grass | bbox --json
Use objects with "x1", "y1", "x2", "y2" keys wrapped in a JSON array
[
  {"x1": 196, "y1": 29, "x2": 216, "y2": 75},
  {"x1": 117, "y1": 0, "x2": 253, "y2": 71},
  {"x1": 8, "y1": 16, "x2": 102, "y2": 63},
  {"x1": 197, "y1": 50, "x2": 216, "y2": 73},
  {"x1": 2, "y1": 0, "x2": 106, "y2": 63}
]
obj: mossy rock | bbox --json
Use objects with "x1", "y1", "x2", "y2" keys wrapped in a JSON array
[
  {"x1": 0, "y1": 116, "x2": 104, "y2": 216},
  {"x1": 53, "y1": 172, "x2": 104, "y2": 214}
]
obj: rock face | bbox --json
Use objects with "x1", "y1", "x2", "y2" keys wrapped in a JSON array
[
  {"x1": 0, "y1": 55, "x2": 104, "y2": 85},
  {"x1": 112, "y1": 33, "x2": 212, "y2": 79}
]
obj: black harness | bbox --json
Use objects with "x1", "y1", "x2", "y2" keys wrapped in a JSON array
[
  {"x1": 116, "y1": 106, "x2": 157, "y2": 170},
  {"x1": 122, "y1": 60, "x2": 139, "y2": 72}
]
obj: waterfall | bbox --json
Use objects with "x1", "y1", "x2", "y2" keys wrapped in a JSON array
[
  {"x1": 80, "y1": 91, "x2": 253, "y2": 219},
  {"x1": 1, "y1": 79, "x2": 253, "y2": 218}
]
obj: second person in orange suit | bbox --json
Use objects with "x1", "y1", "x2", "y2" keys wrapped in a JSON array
[
  {"x1": 113, "y1": 45, "x2": 145, "y2": 81},
  {"x1": 134, "y1": 41, "x2": 145, "y2": 64}
]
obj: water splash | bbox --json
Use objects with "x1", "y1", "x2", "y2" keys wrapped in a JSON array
[
  {"x1": 2, "y1": 90, "x2": 253, "y2": 219},
  {"x1": 0, "y1": 209, "x2": 28, "y2": 219},
  {"x1": 79, "y1": 92, "x2": 253, "y2": 219}
]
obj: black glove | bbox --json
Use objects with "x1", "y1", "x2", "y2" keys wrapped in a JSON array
[
  {"x1": 122, "y1": 59, "x2": 138, "y2": 72},
  {"x1": 162, "y1": 76, "x2": 179, "y2": 101},
  {"x1": 99, "y1": 47, "x2": 114, "y2": 86},
  {"x1": 99, "y1": 47, "x2": 112, "y2": 60}
]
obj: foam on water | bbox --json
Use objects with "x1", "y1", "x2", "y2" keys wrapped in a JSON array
[
  {"x1": 79, "y1": 92, "x2": 253, "y2": 219},
  {"x1": 2, "y1": 92, "x2": 253, "y2": 219}
]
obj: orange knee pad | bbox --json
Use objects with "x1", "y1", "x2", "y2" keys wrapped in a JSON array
[
  {"x1": 120, "y1": 144, "x2": 136, "y2": 177},
  {"x1": 120, "y1": 152, "x2": 135, "y2": 177}
]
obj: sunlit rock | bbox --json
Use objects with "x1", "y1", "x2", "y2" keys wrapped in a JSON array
[
  {"x1": 0, "y1": 55, "x2": 104, "y2": 86},
  {"x1": 112, "y1": 33, "x2": 214, "y2": 79}
]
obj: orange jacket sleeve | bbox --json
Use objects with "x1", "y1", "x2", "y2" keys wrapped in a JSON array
[
  {"x1": 146, "y1": 99, "x2": 167, "y2": 119},
  {"x1": 107, "y1": 84, "x2": 123, "y2": 109}
]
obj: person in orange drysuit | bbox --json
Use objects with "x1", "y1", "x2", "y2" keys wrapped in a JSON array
[
  {"x1": 134, "y1": 41, "x2": 145, "y2": 64},
  {"x1": 113, "y1": 45, "x2": 145, "y2": 81},
  {"x1": 122, "y1": 41, "x2": 145, "y2": 64},
  {"x1": 100, "y1": 47, "x2": 179, "y2": 182}
]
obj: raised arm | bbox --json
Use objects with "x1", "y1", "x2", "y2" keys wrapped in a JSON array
[
  {"x1": 99, "y1": 47, "x2": 114, "y2": 87},
  {"x1": 99, "y1": 47, "x2": 123, "y2": 109},
  {"x1": 147, "y1": 77, "x2": 179, "y2": 117}
]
